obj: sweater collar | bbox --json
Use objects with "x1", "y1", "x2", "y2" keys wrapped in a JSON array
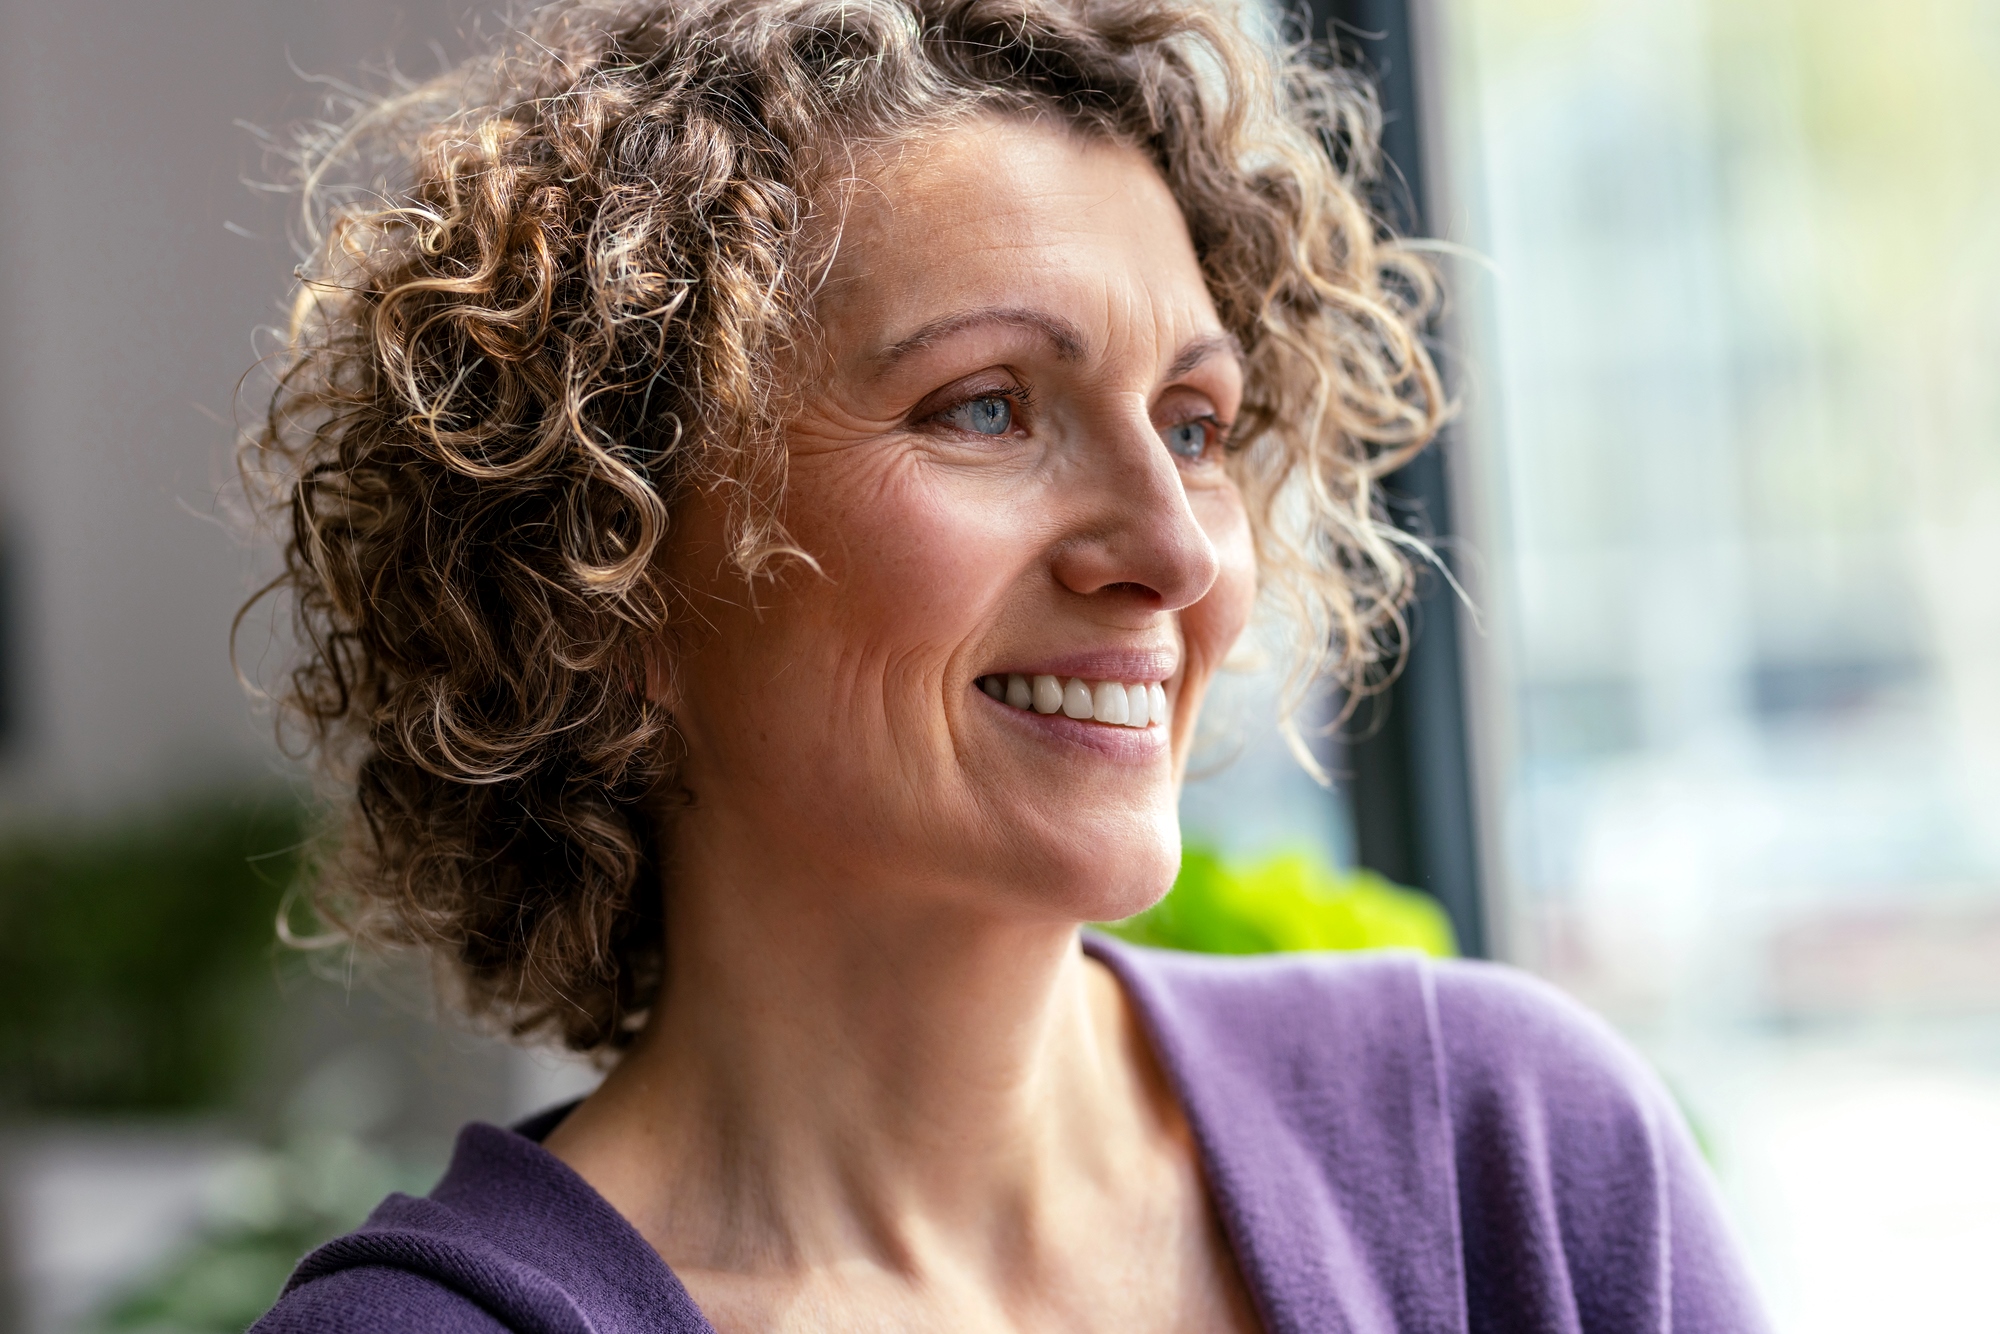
[{"x1": 1085, "y1": 935, "x2": 1465, "y2": 1334}]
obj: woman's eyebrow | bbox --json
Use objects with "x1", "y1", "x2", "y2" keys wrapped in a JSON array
[
  {"x1": 1165, "y1": 331, "x2": 1244, "y2": 379},
  {"x1": 874, "y1": 307, "x2": 1089, "y2": 369}
]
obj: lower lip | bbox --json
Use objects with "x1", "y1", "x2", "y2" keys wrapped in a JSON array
[{"x1": 975, "y1": 687, "x2": 1171, "y2": 761}]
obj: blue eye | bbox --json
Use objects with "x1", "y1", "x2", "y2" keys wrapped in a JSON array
[
  {"x1": 943, "y1": 395, "x2": 1013, "y2": 436},
  {"x1": 1162, "y1": 418, "x2": 1210, "y2": 460}
]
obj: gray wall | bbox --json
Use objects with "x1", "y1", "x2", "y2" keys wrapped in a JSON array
[
  {"x1": 0, "y1": 0, "x2": 472, "y2": 818},
  {"x1": 0, "y1": 19, "x2": 603, "y2": 1328}
]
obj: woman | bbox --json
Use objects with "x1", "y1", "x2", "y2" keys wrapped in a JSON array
[{"x1": 250, "y1": 0, "x2": 1769, "y2": 1329}]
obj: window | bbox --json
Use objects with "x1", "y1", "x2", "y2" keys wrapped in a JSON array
[{"x1": 1430, "y1": 0, "x2": 2000, "y2": 1326}]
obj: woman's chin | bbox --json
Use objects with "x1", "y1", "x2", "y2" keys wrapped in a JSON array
[
  {"x1": 1003, "y1": 822, "x2": 1182, "y2": 928},
  {"x1": 1076, "y1": 874, "x2": 1176, "y2": 929}
]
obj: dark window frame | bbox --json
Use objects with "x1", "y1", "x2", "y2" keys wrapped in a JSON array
[{"x1": 1308, "y1": 0, "x2": 1489, "y2": 957}]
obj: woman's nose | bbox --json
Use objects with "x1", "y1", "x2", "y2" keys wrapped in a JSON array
[{"x1": 1048, "y1": 415, "x2": 1221, "y2": 613}]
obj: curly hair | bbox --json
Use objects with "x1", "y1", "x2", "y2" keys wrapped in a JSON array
[{"x1": 246, "y1": 0, "x2": 1444, "y2": 1054}]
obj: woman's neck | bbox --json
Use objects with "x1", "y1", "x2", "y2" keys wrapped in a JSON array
[{"x1": 543, "y1": 818, "x2": 1180, "y2": 1284}]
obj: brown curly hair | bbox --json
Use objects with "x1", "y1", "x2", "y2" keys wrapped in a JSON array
[{"x1": 247, "y1": 0, "x2": 1444, "y2": 1054}]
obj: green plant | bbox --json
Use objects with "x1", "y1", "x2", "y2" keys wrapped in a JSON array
[
  {"x1": 1102, "y1": 846, "x2": 1456, "y2": 957},
  {"x1": 0, "y1": 791, "x2": 306, "y2": 1113}
]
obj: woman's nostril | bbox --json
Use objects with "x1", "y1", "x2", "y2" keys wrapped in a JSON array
[{"x1": 1102, "y1": 581, "x2": 1153, "y2": 598}]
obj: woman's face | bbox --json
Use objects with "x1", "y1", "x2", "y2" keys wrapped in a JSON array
[{"x1": 666, "y1": 116, "x2": 1255, "y2": 925}]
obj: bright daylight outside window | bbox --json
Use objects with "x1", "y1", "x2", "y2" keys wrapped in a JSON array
[{"x1": 1427, "y1": 0, "x2": 2000, "y2": 1327}]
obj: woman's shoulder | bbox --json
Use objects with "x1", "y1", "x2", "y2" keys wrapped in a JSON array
[
  {"x1": 1090, "y1": 933, "x2": 1653, "y2": 1110},
  {"x1": 1094, "y1": 937, "x2": 1771, "y2": 1332},
  {"x1": 253, "y1": 1123, "x2": 710, "y2": 1334},
  {"x1": 1099, "y1": 937, "x2": 1683, "y2": 1170},
  {"x1": 250, "y1": 1177, "x2": 573, "y2": 1334},
  {"x1": 253, "y1": 1261, "x2": 512, "y2": 1333},
  {"x1": 1421, "y1": 954, "x2": 1672, "y2": 1124}
]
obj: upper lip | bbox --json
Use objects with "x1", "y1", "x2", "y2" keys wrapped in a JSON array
[{"x1": 981, "y1": 647, "x2": 1180, "y2": 683}]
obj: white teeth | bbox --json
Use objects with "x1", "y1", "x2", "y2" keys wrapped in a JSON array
[
  {"x1": 1032, "y1": 674, "x2": 1063, "y2": 714},
  {"x1": 982, "y1": 672, "x2": 1169, "y2": 727},
  {"x1": 1125, "y1": 682, "x2": 1149, "y2": 728},
  {"x1": 1005, "y1": 673, "x2": 1033, "y2": 710}
]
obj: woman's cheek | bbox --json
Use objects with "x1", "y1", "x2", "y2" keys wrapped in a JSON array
[{"x1": 793, "y1": 455, "x2": 1025, "y2": 651}]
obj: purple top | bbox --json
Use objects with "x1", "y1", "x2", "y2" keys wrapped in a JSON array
[{"x1": 253, "y1": 938, "x2": 1771, "y2": 1332}]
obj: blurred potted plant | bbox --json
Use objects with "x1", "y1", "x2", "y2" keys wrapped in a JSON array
[
  {"x1": 1102, "y1": 845, "x2": 1457, "y2": 958},
  {"x1": 0, "y1": 792, "x2": 305, "y2": 1117}
]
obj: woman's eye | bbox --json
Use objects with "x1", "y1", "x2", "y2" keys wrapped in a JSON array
[
  {"x1": 1161, "y1": 418, "x2": 1213, "y2": 460},
  {"x1": 940, "y1": 395, "x2": 1014, "y2": 436}
]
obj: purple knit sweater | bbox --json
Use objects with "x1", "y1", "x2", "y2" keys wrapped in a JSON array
[{"x1": 253, "y1": 938, "x2": 1771, "y2": 1332}]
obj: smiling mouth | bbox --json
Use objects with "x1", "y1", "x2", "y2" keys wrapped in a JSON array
[{"x1": 976, "y1": 674, "x2": 1169, "y2": 729}]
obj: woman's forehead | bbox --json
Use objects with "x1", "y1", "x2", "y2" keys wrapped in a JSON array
[{"x1": 816, "y1": 117, "x2": 1225, "y2": 370}]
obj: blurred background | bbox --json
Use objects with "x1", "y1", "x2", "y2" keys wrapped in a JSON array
[
  {"x1": 1432, "y1": 0, "x2": 2000, "y2": 1327},
  {"x1": 0, "y1": 5, "x2": 599, "y2": 1331},
  {"x1": 0, "y1": 0, "x2": 1993, "y2": 1330}
]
